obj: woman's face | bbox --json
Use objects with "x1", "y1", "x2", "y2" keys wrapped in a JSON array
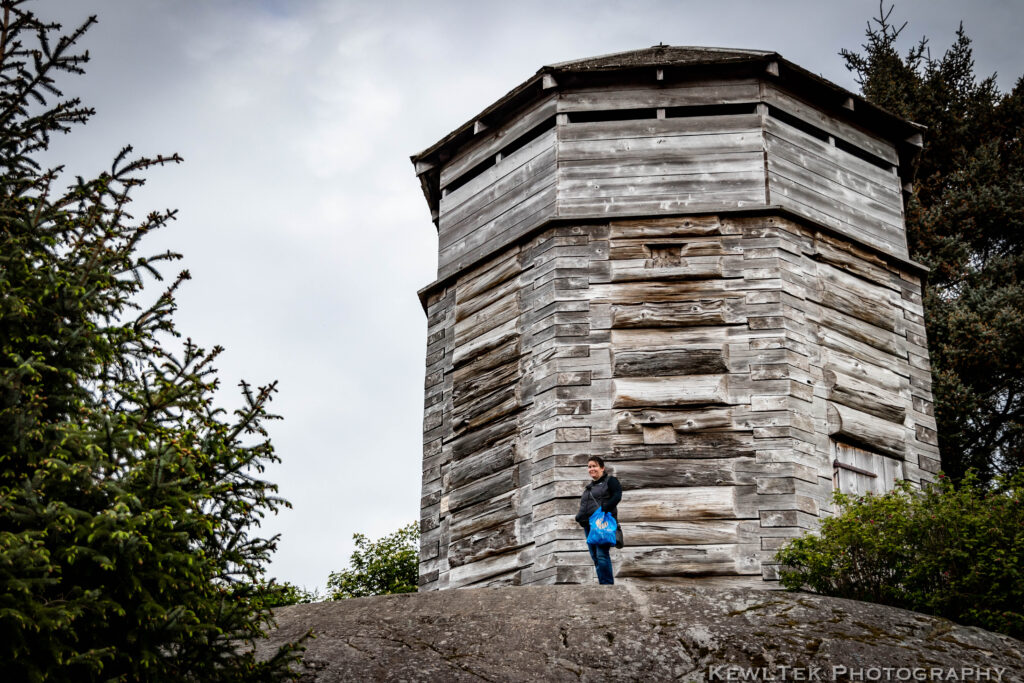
[{"x1": 587, "y1": 460, "x2": 604, "y2": 481}]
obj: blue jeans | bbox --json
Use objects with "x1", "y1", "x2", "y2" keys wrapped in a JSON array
[{"x1": 587, "y1": 542, "x2": 614, "y2": 584}]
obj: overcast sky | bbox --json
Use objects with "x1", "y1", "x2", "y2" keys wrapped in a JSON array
[{"x1": 41, "y1": 0, "x2": 1023, "y2": 591}]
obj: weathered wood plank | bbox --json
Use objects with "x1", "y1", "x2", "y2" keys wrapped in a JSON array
[
  {"x1": 766, "y1": 134, "x2": 901, "y2": 204},
  {"x1": 811, "y1": 233, "x2": 897, "y2": 290},
  {"x1": 442, "y1": 160, "x2": 557, "y2": 255},
  {"x1": 824, "y1": 369, "x2": 906, "y2": 424},
  {"x1": 810, "y1": 302, "x2": 903, "y2": 358},
  {"x1": 532, "y1": 549, "x2": 592, "y2": 572},
  {"x1": 763, "y1": 84, "x2": 897, "y2": 164},
  {"x1": 609, "y1": 237, "x2": 742, "y2": 261},
  {"x1": 612, "y1": 348, "x2": 728, "y2": 376},
  {"x1": 827, "y1": 402, "x2": 906, "y2": 459},
  {"x1": 448, "y1": 439, "x2": 516, "y2": 489},
  {"x1": 615, "y1": 408, "x2": 737, "y2": 433},
  {"x1": 441, "y1": 95, "x2": 556, "y2": 187},
  {"x1": 450, "y1": 414, "x2": 518, "y2": 461},
  {"x1": 557, "y1": 191, "x2": 765, "y2": 218},
  {"x1": 617, "y1": 544, "x2": 760, "y2": 577},
  {"x1": 819, "y1": 348, "x2": 903, "y2": 394},
  {"x1": 768, "y1": 154, "x2": 903, "y2": 226},
  {"x1": 608, "y1": 215, "x2": 724, "y2": 239},
  {"x1": 441, "y1": 133, "x2": 555, "y2": 225},
  {"x1": 592, "y1": 277, "x2": 781, "y2": 304},
  {"x1": 764, "y1": 118, "x2": 897, "y2": 194},
  {"x1": 441, "y1": 132, "x2": 558, "y2": 249},
  {"x1": 452, "y1": 385, "x2": 518, "y2": 433},
  {"x1": 613, "y1": 457, "x2": 756, "y2": 488},
  {"x1": 618, "y1": 487, "x2": 755, "y2": 521},
  {"x1": 613, "y1": 374, "x2": 730, "y2": 408},
  {"x1": 611, "y1": 325, "x2": 764, "y2": 349},
  {"x1": 448, "y1": 468, "x2": 517, "y2": 513},
  {"x1": 438, "y1": 191, "x2": 556, "y2": 281},
  {"x1": 456, "y1": 250, "x2": 520, "y2": 304},
  {"x1": 559, "y1": 172, "x2": 764, "y2": 201},
  {"x1": 820, "y1": 327, "x2": 909, "y2": 369},
  {"x1": 558, "y1": 131, "x2": 763, "y2": 162},
  {"x1": 558, "y1": 113, "x2": 761, "y2": 142},
  {"x1": 558, "y1": 80, "x2": 760, "y2": 112},
  {"x1": 465, "y1": 569, "x2": 522, "y2": 588},
  {"x1": 814, "y1": 262, "x2": 897, "y2": 332},
  {"x1": 770, "y1": 173, "x2": 904, "y2": 257},
  {"x1": 610, "y1": 299, "x2": 744, "y2": 327},
  {"x1": 448, "y1": 520, "x2": 525, "y2": 568},
  {"x1": 447, "y1": 548, "x2": 529, "y2": 589},
  {"x1": 611, "y1": 432, "x2": 755, "y2": 459},
  {"x1": 560, "y1": 152, "x2": 763, "y2": 180},
  {"x1": 442, "y1": 156, "x2": 557, "y2": 253},
  {"x1": 452, "y1": 318, "x2": 518, "y2": 368},
  {"x1": 767, "y1": 164, "x2": 902, "y2": 247},
  {"x1": 452, "y1": 337, "x2": 520, "y2": 386},
  {"x1": 454, "y1": 291, "x2": 520, "y2": 346},
  {"x1": 624, "y1": 520, "x2": 740, "y2": 546},
  {"x1": 610, "y1": 257, "x2": 724, "y2": 282},
  {"x1": 448, "y1": 491, "x2": 517, "y2": 539}
]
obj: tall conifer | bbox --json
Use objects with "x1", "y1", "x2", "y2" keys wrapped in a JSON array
[
  {"x1": 842, "y1": 5, "x2": 1024, "y2": 482},
  {"x1": 0, "y1": 2, "x2": 304, "y2": 679}
]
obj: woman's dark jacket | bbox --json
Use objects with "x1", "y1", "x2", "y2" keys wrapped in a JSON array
[{"x1": 575, "y1": 473, "x2": 622, "y2": 536}]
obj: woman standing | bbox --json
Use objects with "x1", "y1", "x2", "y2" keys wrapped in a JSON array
[{"x1": 575, "y1": 456, "x2": 622, "y2": 585}]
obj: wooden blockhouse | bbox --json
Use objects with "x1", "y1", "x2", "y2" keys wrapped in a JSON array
[{"x1": 411, "y1": 46, "x2": 939, "y2": 590}]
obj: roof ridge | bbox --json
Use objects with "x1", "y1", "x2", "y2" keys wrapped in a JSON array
[{"x1": 543, "y1": 45, "x2": 775, "y2": 72}]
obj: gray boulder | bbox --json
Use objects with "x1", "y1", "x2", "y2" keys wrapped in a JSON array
[{"x1": 256, "y1": 585, "x2": 1024, "y2": 681}]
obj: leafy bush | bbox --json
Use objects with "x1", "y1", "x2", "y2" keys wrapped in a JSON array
[
  {"x1": 775, "y1": 472, "x2": 1024, "y2": 639},
  {"x1": 327, "y1": 523, "x2": 419, "y2": 599},
  {"x1": 252, "y1": 582, "x2": 321, "y2": 608}
]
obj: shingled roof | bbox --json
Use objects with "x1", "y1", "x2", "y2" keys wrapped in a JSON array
[{"x1": 545, "y1": 45, "x2": 774, "y2": 71}]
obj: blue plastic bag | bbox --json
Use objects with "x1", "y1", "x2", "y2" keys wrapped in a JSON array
[{"x1": 586, "y1": 509, "x2": 618, "y2": 546}]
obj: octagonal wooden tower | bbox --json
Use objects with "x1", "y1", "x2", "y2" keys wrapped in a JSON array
[{"x1": 411, "y1": 46, "x2": 939, "y2": 590}]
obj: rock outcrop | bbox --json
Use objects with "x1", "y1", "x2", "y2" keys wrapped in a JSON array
[{"x1": 256, "y1": 585, "x2": 1023, "y2": 681}]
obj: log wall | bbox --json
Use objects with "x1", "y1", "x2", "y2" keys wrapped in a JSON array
[{"x1": 420, "y1": 213, "x2": 939, "y2": 590}]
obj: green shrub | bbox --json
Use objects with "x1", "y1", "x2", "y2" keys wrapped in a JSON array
[
  {"x1": 775, "y1": 471, "x2": 1024, "y2": 639},
  {"x1": 255, "y1": 582, "x2": 321, "y2": 608},
  {"x1": 327, "y1": 523, "x2": 419, "y2": 599}
]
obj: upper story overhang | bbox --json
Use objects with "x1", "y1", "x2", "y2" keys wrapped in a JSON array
[{"x1": 411, "y1": 46, "x2": 926, "y2": 285}]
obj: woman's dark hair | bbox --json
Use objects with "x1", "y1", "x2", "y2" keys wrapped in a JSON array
[{"x1": 588, "y1": 456, "x2": 605, "y2": 468}]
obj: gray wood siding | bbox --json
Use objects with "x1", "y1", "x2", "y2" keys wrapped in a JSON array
[
  {"x1": 762, "y1": 85, "x2": 898, "y2": 165},
  {"x1": 556, "y1": 114, "x2": 766, "y2": 218},
  {"x1": 764, "y1": 113, "x2": 907, "y2": 259},
  {"x1": 557, "y1": 79, "x2": 761, "y2": 111},
  {"x1": 437, "y1": 127, "x2": 557, "y2": 281},
  {"x1": 440, "y1": 95, "x2": 557, "y2": 188}
]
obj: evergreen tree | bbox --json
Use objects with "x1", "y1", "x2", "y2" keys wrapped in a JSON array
[
  {"x1": 841, "y1": 5, "x2": 1024, "y2": 483},
  {"x1": 0, "y1": 2, "x2": 304, "y2": 679}
]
